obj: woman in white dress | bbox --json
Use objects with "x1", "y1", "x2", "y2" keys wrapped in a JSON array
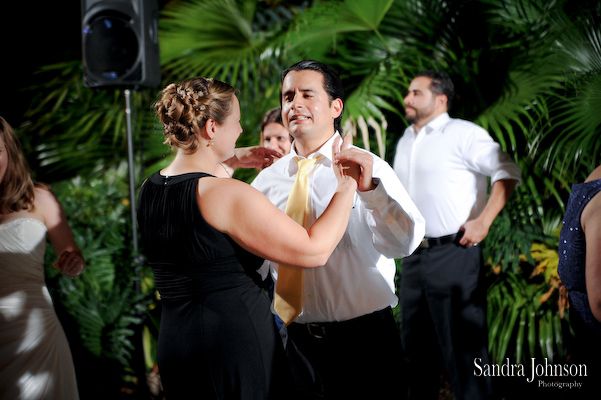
[{"x1": 0, "y1": 116, "x2": 85, "y2": 400}]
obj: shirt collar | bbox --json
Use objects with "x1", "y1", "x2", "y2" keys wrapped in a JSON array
[
  {"x1": 287, "y1": 132, "x2": 339, "y2": 169},
  {"x1": 411, "y1": 112, "x2": 450, "y2": 135}
]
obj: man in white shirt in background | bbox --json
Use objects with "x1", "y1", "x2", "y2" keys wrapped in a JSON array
[
  {"x1": 252, "y1": 60, "x2": 425, "y2": 400},
  {"x1": 393, "y1": 70, "x2": 522, "y2": 400}
]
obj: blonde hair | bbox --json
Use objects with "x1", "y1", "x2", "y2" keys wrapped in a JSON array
[
  {"x1": 155, "y1": 77, "x2": 237, "y2": 154},
  {"x1": 0, "y1": 116, "x2": 37, "y2": 213}
]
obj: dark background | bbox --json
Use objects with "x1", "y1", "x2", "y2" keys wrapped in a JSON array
[{"x1": 1, "y1": 1, "x2": 82, "y2": 128}]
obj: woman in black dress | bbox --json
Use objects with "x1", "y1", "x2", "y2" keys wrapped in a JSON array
[
  {"x1": 137, "y1": 77, "x2": 357, "y2": 399},
  {"x1": 557, "y1": 164, "x2": 601, "y2": 392}
]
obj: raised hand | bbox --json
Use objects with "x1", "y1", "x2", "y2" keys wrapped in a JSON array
[
  {"x1": 333, "y1": 135, "x2": 376, "y2": 192},
  {"x1": 332, "y1": 135, "x2": 360, "y2": 189}
]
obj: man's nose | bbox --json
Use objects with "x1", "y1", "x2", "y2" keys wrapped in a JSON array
[{"x1": 291, "y1": 94, "x2": 304, "y2": 110}]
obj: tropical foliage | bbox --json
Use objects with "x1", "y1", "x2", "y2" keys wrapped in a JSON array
[
  {"x1": 43, "y1": 165, "x2": 153, "y2": 397},
  {"x1": 14, "y1": 0, "x2": 601, "y2": 397}
]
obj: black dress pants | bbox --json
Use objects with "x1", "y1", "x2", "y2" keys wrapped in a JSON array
[
  {"x1": 288, "y1": 307, "x2": 405, "y2": 400},
  {"x1": 401, "y1": 242, "x2": 493, "y2": 400}
]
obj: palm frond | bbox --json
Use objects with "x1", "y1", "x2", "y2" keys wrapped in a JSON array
[
  {"x1": 475, "y1": 55, "x2": 563, "y2": 155},
  {"x1": 159, "y1": 0, "x2": 292, "y2": 93},
  {"x1": 20, "y1": 61, "x2": 160, "y2": 181},
  {"x1": 537, "y1": 8, "x2": 601, "y2": 172}
]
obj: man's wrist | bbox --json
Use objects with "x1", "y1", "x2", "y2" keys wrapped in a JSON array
[{"x1": 371, "y1": 177, "x2": 380, "y2": 190}]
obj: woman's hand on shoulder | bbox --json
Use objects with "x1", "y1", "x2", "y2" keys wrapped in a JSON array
[{"x1": 224, "y1": 146, "x2": 283, "y2": 170}]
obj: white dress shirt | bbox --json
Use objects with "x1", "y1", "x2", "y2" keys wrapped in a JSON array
[
  {"x1": 393, "y1": 113, "x2": 522, "y2": 238},
  {"x1": 251, "y1": 133, "x2": 425, "y2": 323}
]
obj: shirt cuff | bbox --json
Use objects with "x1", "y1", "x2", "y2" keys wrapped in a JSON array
[
  {"x1": 358, "y1": 178, "x2": 387, "y2": 210},
  {"x1": 358, "y1": 178, "x2": 412, "y2": 247},
  {"x1": 490, "y1": 171, "x2": 522, "y2": 186}
]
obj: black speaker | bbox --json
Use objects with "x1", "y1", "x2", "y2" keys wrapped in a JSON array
[{"x1": 81, "y1": 0, "x2": 160, "y2": 88}]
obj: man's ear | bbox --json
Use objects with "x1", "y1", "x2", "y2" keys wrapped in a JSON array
[
  {"x1": 331, "y1": 98, "x2": 343, "y2": 119},
  {"x1": 437, "y1": 94, "x2": 448, "y2": 110}
]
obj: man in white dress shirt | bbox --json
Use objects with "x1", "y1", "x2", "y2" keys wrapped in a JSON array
[
  {"x1": 393, "y1": 70, "x2": 522, "y2": 400},
  {"x1": 252, "y1": 60, "x2": 425, "y2": 399}
]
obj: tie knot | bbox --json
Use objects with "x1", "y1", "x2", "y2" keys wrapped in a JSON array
[{"x1": 296, "y1": 157, "x2": 320, "y2": 174}]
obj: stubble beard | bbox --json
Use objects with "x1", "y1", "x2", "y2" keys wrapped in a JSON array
[{"x1": 405, "y1": 109, "x2": 419, "y2": 125}]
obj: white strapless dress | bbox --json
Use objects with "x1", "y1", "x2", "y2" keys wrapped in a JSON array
[{"x1": 0, "y1": 218, "x2": 79, "y2": 399}]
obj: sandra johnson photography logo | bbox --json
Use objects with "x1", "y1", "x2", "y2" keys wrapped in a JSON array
[{"x1": 474, "y1": 358, "x2": 587, "y2": 389}]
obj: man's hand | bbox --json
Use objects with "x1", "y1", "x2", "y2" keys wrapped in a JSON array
[
  {"x1": 459, "y1": 218, "x2": 489, "y2": 248},
  {"x1": 459, "y1": 179, "x2": 518, "y2": 247}
]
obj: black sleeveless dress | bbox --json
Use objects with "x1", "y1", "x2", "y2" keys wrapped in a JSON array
[
  {"x1": 558, "y1": 178, "x2": 601, "y2": 337},
  {"x1": 137, "y1": 172, "x2": 290, "y2": 400}
]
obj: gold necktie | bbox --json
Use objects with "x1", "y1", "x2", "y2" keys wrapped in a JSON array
[{"x1": 274, "y1": 156, "x2": 320, "y2": 326}]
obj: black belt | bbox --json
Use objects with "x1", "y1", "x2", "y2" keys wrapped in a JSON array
[
  {"x1": 419, "y1": 234, "x2": 458, "y2": 249},
  {"x1": 289, "y1": 307, "x2": 393, "y2": 340}
]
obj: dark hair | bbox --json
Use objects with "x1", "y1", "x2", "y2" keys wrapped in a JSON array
[
  {"x1": 0, "y1": 116, "x2": 37, "y2": 213},
  {"x1": 281, "y1": 60, "x2": 344, "y2": 133},
  {"x1": 415, "y1": 70, "x2": 455, "y2": 111},
  {"x1": 260, "y1": 107, "x2": 283, "y2": 132},
  {"x1": 155, "y1": 77, "x2": 237, "y2": 154}
]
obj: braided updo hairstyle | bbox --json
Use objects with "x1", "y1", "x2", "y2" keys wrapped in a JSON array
[{"x1": 155, "y1": 77, "x2": 237, "y2": 154}]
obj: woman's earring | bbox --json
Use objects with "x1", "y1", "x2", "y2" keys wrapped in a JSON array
[{"x1": 207, "y1": 139, "x2": 214, "y2": 147}]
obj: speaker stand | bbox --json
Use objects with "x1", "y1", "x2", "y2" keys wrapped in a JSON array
[{"x1": 124, "y1": 89, "x2": 143, "y2": 282}]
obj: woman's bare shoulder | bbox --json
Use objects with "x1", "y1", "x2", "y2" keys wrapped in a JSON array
[
  {"x1": 33, "y1": 186, "x2": 58, "y2": 206},
  {"x1": 585, "y1": 165, "x2": 601, "y2": 182}
]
